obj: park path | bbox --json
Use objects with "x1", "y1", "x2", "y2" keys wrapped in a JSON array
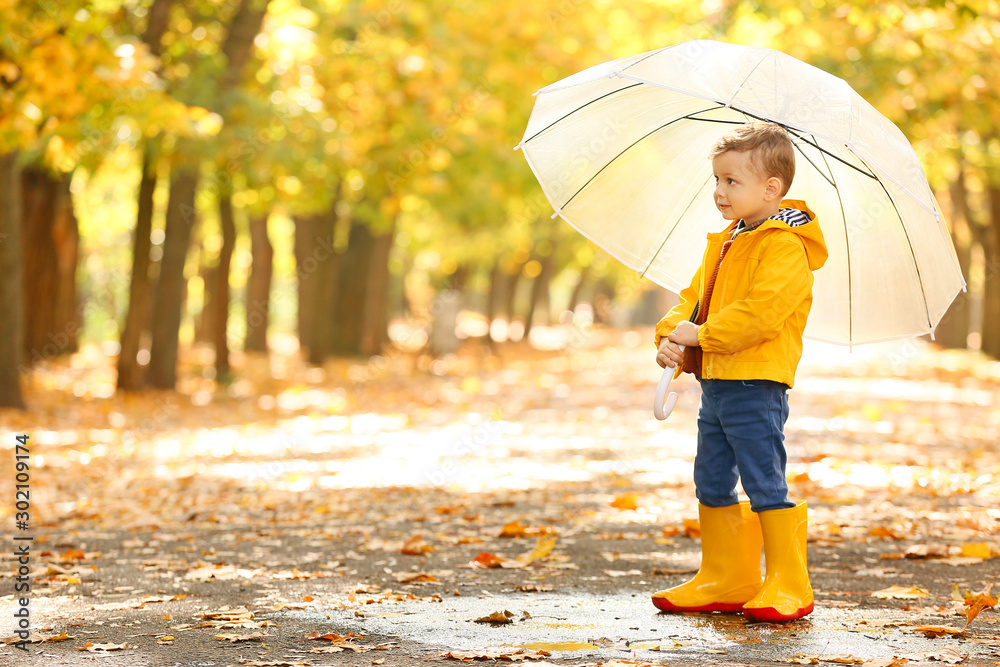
[{"x1": 1, "y1": 328, "x2": 999, "y2": 665}]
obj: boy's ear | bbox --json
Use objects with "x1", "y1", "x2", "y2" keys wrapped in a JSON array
[{"x1": 764, "y1": 176, "x2": 783, "y2": 200}]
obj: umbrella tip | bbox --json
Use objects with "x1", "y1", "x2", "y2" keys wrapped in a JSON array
[
  {"x1": 513, "y1": 142, "x2": 524, "y2": 151},
  {"x1": 551, "y1": 209, "x2": 562, "y2": 219}
]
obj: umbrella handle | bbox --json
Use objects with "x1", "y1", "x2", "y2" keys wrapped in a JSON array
[{"x1": 654, "y1": 345, "x2": 685, "y2": 421}]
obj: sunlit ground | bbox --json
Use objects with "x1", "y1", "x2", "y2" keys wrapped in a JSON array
[{"x1": 2, "y1": 325, "x2": 999, "y2": 535}]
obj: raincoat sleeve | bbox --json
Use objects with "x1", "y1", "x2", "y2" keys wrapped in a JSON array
[
  {"x1": 697, "y1": 237, "x2": 812, "y2": 354},
  {"x1": 653, "y1": 264, "x2": 702, "y2": 350}
]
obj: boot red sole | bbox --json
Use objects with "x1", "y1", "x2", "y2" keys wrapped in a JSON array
[
  {"x1": 652, "y1": 596, "x2": 746, "y2": 613},
  {"x1": 742, "y1": 601, "x2": 814, "y2": 623}
]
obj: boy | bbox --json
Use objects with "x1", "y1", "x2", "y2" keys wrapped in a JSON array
[{"x1": 650, "y1": 122, "x2": 827, "y2": 622}]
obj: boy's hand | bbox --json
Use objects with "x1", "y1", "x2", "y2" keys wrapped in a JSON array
[
  {"x1": 669, "y1": 320, "x2": 701, "y2": 347},
  {"x1": 656, "y1": 338, "x2": 684, "y2": 369}
]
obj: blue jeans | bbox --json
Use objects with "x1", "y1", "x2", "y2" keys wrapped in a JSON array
[{"x1": 694, "y1": 379, "x2": 795, "y2": 512}]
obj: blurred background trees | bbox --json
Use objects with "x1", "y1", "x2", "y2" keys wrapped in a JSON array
[{"x1": 1, "y1": 0, "x2": 998, "y2": 408}]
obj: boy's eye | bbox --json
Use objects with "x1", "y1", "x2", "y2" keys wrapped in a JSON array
[{"x1": 728, "y1": 178, "x2": 736, "y2": 185}]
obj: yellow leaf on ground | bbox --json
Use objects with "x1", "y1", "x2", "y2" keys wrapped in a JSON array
[
  {"x1": 959, "y1": 542, "x2": 991, "y2": 559},
  {"x1": 610, "y1": 493, "x2": 639, "y2": 510},
  {"x1": 963, "y1": 585, "x2": 997, "y2": 627},
  {"x1": 514, "y1": 535, "x2": 556, "y2": 566},
  {"x1": 499, "y1": 520, "x2": 531, "y2": 537},
  {"x1": 872, "y1": 585, "x2": 930, "y2": 600},
  {"x1": 401, "y1": 535, "x2": 434, "y2": 555}
]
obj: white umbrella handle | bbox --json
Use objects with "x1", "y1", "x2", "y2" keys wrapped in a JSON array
[{"x1": 654, "y1": 345, "x2": 685, "y2": 420}]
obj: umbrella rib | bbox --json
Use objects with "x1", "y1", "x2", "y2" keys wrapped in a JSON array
[
  {"x1": 556, "y1": 106, "x2": 723, "y2": 211},
  {"x1": 683, "y1": 107, "x2": 878, "y2": 182},
  {"x1": 792, "y1": 141, "x2": 836, "y2": 189},
  {"x1": 522, "y1": 83, "x2": 643, "y2": 145},
  {"x1": 814, "y1": 137, "x2": 853, "y2": 343},
  {"x1": 870, "y1": 164, "x2": 935, "y2": 333},
  {"x1": 641, "y1": 170, "x2": 716, "y2": 278}
]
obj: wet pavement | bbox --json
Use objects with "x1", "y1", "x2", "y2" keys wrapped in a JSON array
[{"x1": 306, "y1": 590, "x2": 997, "y2": 665}]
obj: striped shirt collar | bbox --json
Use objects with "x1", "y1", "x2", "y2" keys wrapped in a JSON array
[{"x1": 731, "y1": 207, "x2": 811, "y2": 239}]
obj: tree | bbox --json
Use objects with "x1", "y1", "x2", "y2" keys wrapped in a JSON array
[
  {"x1": 244, "y1": 211, "x2": 273, "y2": 352},
  {"x1": 0, "y1": 151, "x2": 26, "y2": 409},
  {"x1": 147, "y1": 0, "x2": 270, "y2": 389},
  {"x1": 117, "y1": 0, "x2": 174, "y2": 391}
]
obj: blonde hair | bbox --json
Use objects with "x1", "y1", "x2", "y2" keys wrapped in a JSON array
[{"x1": 710, "y1": 123, "x2": 795, "y2": 196}]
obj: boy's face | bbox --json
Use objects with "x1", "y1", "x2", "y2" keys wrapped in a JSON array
[{"x1": 711, "y1": 150, "x2": 782, "y2": 224}]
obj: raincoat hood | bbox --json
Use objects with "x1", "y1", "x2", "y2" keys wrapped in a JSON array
[{"x1": 740, "y1": 199, "x2": 828, "y2": 272}]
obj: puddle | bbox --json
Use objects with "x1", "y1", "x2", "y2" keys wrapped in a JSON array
[
  {"x1": 517, "y1": 641, "x2": 600, "y2": 651},
  {"x1": 281, "y1": 592, "x2": 998, "y2": 663}
]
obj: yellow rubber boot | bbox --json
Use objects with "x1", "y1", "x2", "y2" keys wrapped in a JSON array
[
  {"x1": 742, "y1": 500, "x2": 814, "y2": 622},
  {"x1": 651, "y1": 502, "x2": 762, "y2": 613}
]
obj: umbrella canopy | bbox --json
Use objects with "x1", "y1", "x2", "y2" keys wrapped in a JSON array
[{"x1": 517, "y1": 40, "x2": 965, "y2": 345}]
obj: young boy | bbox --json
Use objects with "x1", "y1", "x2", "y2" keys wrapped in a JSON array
[{"x1": 650, "y1": 122, "x2": 827, "y2": 623}]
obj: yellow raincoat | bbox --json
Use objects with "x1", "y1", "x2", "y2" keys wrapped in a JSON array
[{"x1": 654, "y1": 200, "x2": 828, "y2": 389}]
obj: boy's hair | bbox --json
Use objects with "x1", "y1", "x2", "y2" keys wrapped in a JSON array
[{"x1": 710, "y1": 123, "x2": 795, "y2": 196}]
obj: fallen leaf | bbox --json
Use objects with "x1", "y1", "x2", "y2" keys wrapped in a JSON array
[
  {"x1": 869, "y1": 526, "x2": 907, "y2": 540},
  {"x1": 440, "y1": 649, "x2": 551, "y2": 661},
  {"x1": 610, "y1": 493, "x2": 640, "y2": 510},
  {"x1": 473, "y1": 610, "x2": 515, "y2": 625},
  {"x1": 959, "y1": 543, "x2": 991, "y2": 559},
  {"x1": 471, "y1": 552, "x2": 509, "y2": 568},
  {"x1": 157, "y1": 635, "x2": 175, "y2": 644},
  {"x1": 372, "y1": 660, "x2": 386, "y2": 665},
  {"x1": 1, "y1": 631, "x2": 74, "y2": 644},
  {"x1": 215, "y1": 632, "x2": 265, "y2": 642},
  {"x1": 514, "y1": 584, "x2": 554, "y2": 592},
  {"x1": 78, "y1": 642, "x2": 127, "y2": 652},
  {"x1": 513, "y1": 536, "x2": 557, "y2": 567},
  {"x1": 901, "y1": 544, "x2": 951, "y2": 559},
  {"x1": 777, "y1": 656, "x2": 819, "y2": 665},
  {"x1": 872, "y1": 585, "x2": 931, "y2": 600},
  {"x1": 963, "y1": 585, "x2": 997, "y2": 627},
  {"x1": 899, "y1": 647, "x2": 967, "y2": 663},
  {"x1": 911, "y1": 626, "x2": 965, "y2": 638},
  {"x1": 395, "y1": 572, "x2": 438, "y2": 583},
  {"x1": 819, "y1": 657, "x2": 864, "y2": 664},
  {"x1": 401, "y1": 535, "x2": 434, "y2": 555}
]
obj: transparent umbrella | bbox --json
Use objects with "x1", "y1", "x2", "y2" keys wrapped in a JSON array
[{"x1": 515, "y1": 40, "x2": 965, "y2": 417}]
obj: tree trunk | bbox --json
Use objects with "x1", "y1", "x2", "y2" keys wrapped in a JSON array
[
  {"x1": 208, "y1": 189, "x2": 237, "y2": 378},
  {"x1": 933, "y1": 171, "x2": 973, "y2": 349},
  {"x1": 193, "y1": 237, "x2": 214, "y2": 345},
  {"x1": 143, "y1": 0, "x2": 267, "y2": 388},
  {"x1": 21, "y1": 166, "x2": 79, "y2": 364},
  {"x1": 0, "y1": 151, "x2": 25, "y2": 409},
  {"x1": 360, "y1": 221, "x2": 396, "y2": 356},
  {"x1": 294, "y1": 211, "x2": 337, "y2": 364},
  {"x1": 245, "y1": 212, "x2": 272, "y2": 353},
  {"x1": 486, "y1": 261, "x2": 502, "y2": 323},
  {"x1": 117, "y1": 147, "x2": 158, "y2": 390},
  {"x1": 523, "y1": 254, "x2": 553, "y2": 339},
  {"x1": 148, "y1": 164, "x2": 199, "y2": 389},
  {"x1": 117, "y1": 0, "x2": 172, "y2": 391},
  {"x1": 982, "y1": 184, "x2": 1000, "y2": 360},
  {"x1": 504, "y1": 260, "x2": 527, "y2": 323},
  {"x1": 567, "y1": 266, "x2": 590, "y2": 315},
  {"x1": 330, "y1": 222, "x2": 394, "y2": 358}
]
